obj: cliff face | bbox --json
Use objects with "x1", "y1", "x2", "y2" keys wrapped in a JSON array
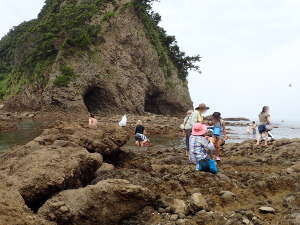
[{"x1": 0, "y1": 0, "x2": 193, "y2": 115}]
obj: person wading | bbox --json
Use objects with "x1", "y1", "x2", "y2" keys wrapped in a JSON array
[{"x1": 256, "y1": 106, "x2": 272, "y2": 146}]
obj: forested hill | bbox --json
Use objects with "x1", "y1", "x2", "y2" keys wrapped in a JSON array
[{"x1": 0, "y1": 0, "x2": 200, "y2": 114}]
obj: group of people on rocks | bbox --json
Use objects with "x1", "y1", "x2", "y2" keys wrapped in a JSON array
[
  {"x1": 181, "y1": 104, "x2": 273, "y2": 173},
  {"x1": 181, "y1": 103, "x2": 228, "y2": 174},
  {"x1": 88, "y1": 104, "x2": 273, "y2": 174}
]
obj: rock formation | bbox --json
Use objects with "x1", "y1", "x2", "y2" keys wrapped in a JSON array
[{"x1": 0, "y1": 0, "x2": 194, "y2": 114}]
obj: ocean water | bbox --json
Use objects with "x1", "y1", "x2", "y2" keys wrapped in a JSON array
[
  {"x1": 228, "y1": 121, "x2": 300, "y2": 143},
  {"x1": 1, "y1": 120, "x2": 300, "y2": 153},
  {"x1": 0, "y1": 120, "x2": 42, "y2": 153}
]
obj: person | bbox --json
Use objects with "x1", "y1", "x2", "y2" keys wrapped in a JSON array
[
  {"x1": 247, "y1": 121, "x2": 257, "y2": 138},
  {"x1": 256, "y1": 106, "x2": 271, "y2": 146},
  {"x1": 189, "y1": 123, "x2": 217, "y2": 174},
  {"x1": 135, "y1": 120, "x2": 150, "y2": 147},
  {"x1": 189, "y1": 103, "x2": 210, "y2": 125},
  {"x1": 182, "y1": 110, "x2": 194, "y2": 155},
  {"x1": 88, "y1": 114, "x2": 98, "y2": 128},
  {"x1": 211, "y1": 112, "x2": 228, "y2": 161}
]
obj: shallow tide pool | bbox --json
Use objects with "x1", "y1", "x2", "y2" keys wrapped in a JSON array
[{"x1": 0, "y1": 120, "x2": 42, "y2": 153}]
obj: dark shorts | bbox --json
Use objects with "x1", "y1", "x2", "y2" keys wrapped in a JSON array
[{"x1": 258, "y1": 125, "x2": 267, "y2": 134}]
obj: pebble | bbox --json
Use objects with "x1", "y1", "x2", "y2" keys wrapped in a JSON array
[
  {"x1": 220, "y1": 191, "x2": 236, "y2": 202},
  {"x1": 178, "y1": 213, "x2": 185, "y2": 219},
  {"x1": 176, "y1": 219, "x2": 187, "y2": 225},
  {"x1": 59, "y1": 206, "x2": 69, "y2": 213},
  {"x1": 158, "y1": 207, "x2": 166, "y2": 213},
  {"x1": 242, "y1": 218, "x2": 250, "y2": 224},
  {"x1": 259, "y1": 206, "x2": 275, "y2": 214},
  {"x1": 190, "y1": 193, "x2": 208, "y2": 211},
  {"x1": 170, "y1": 214, "x2": 179, "y2": 221}
]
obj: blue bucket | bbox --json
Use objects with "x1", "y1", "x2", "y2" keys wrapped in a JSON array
[{"x1": 213, "y1": 127, "x2": 221, "y2": 136}]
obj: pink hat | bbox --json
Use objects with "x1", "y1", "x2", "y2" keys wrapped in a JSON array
[{"x1": 192, "y1": 123, "x2": 208, "y2": 136}]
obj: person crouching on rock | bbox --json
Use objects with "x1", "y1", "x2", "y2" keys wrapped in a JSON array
[
  {"x1": 88, "y1": 114, "x2": 98, "y2": 128},
  {"x1": 189, "y1": 123, "x2": 217, "y2": 174},
  {"x1": 211, "y1": 112, "x2": 228, "y2": 162},
  {"x1": 135, "y1": 120, "x2": 150, "y2": 147}
]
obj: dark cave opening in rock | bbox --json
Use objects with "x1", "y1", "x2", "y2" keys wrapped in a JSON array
[
  {"x1": 144, "y1": 93, "x2": 183, "y2": 115},
  {"x1": 83, "y1": 86, "x2": 115, "y2": 114},
  {"x1": 144, "y1": 93, "x2": 163, "y2": 114}
]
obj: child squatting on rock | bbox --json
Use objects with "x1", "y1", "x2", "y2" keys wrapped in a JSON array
[
  {"x1": 135, "y1": 120, "x2": 151, "y2": 147},
  {"x1": 189, "y1": 123, "x2": 218, "y2": 174}
]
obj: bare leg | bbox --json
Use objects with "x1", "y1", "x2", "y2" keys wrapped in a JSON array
[
  {"x1": 256, "y1": 133, "x2": 261, "y2": 146},
  {"x1": 218, "y1": 139, "x2": 224, "y2": 157},
  {"x1": 212, "y1": 137, "x2": 220, "y2": 159},
  {"x1": 263, "y1": 132, "x2": 268, "y2": 146}
]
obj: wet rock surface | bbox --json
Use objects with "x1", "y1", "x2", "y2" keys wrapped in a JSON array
[{"x1": 0, "y1": 117, "x2": 300, "y2": 224}]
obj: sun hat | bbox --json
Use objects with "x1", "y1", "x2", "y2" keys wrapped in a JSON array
[
  {"x1": 195, "y1": 103, "x2": 210, "y2": 111},
  {"x1": 212, "y1": 112, "x2": 221, "y2": 120},
  {"x1": 192, "y1": 123, "x2": 208, "y2": 136}
]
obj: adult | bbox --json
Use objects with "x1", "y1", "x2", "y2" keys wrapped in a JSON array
[
  {"x1": 135, "y1": 120, "x2": 150, "y2": 147},
  {"x1": 88, "y1": 114, "x2": 98, "y2": 128},
  {"x1": 256, "y1": 106, "x2": 271, "y2": 146},
  {"x1": 189, "y1": 103, "x2": 210, "y2": 125},
  {"x1": 189, "y1": 123, "x2": 215, "y2": 164},
  {"x1": 182, "y1": 110, "x2": 194, "y2": 155},
  {"x1": 211, "y1": 112, "x2": 228, "y2": 161}
]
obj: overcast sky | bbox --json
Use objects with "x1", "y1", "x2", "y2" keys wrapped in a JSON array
[{"x1": 1, "y1": 0, "x2": 299, "y2": 121}]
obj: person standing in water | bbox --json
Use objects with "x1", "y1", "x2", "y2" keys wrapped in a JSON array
[
  {"x1": 211, "y1": 112, "x2": 228, "y2": 161},
  {"x1": 88, "y1": 114, "x2": 98, "y2": 128},
  {"x1": 256, "y1": 106, "x2": 271, "y2": 146},
  {"x1": 247, "y1": 121, "x2": 257, "y2": 138}
]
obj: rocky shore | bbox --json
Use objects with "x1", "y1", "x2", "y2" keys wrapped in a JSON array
[{"x1": 0, "y1": 113, "x2": 300, "y2": 225}]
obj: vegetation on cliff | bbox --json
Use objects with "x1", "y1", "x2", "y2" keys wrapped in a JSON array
[
  {"x1": 134, "y1": 0, "x2": 201, "y2": 80},
  {"x1": 0, "y1": 0, "x2": 200, "y2": 100}
]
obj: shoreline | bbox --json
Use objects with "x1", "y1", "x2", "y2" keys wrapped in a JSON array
[{"x1": 0, "y1": 110, "x2": 300, "y2": 224}]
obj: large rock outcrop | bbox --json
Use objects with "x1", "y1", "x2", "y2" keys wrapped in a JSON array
[
  {"x1": 0, "y1": 0, "x2": 193, "y2": 114},
  {"x1": 38, "y1": 179, "x2": 156, "y2": 225},
  {"x1": 0, "y1": 123, "x2": 129, "y2": 211},
  {"x1": 0, "y1": 182, "x2": 55, "y2": 225}
]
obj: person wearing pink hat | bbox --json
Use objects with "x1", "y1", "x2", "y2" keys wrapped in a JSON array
[
  {"x1": 189, "y1": 123, "x2": 218, "y2": 174},
  {"x1": 189, "y1": 123, "x2": 215, "y2": 162}
]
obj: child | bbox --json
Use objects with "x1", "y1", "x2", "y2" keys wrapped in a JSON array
[
  {"x1": 135, "y1": 120, "x2": 151, "y2": 147},
  {"x1": 211, "y1": 112, "x2": 228, "y2": 161},
  {"x1": 251, "y1": 121, "x2": 257, "y2": 137},
  {"x1": 189, "y1": 123, "x2": 218, "y2": 174},
  {"x1": 88, "y1": 114, "x2": 98, "y2": 128}
]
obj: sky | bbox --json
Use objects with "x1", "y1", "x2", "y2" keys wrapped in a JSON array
[{"x1": 0, "y1": 0, "x2": 299, "y2": 121}]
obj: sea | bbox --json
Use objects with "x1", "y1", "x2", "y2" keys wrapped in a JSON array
[
  {"x1": 228, "y1": 120, "x2": 300, "y2": 143},
  {"x1": 1, "y1": 120, "x2": 300, "y2": 153}
]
